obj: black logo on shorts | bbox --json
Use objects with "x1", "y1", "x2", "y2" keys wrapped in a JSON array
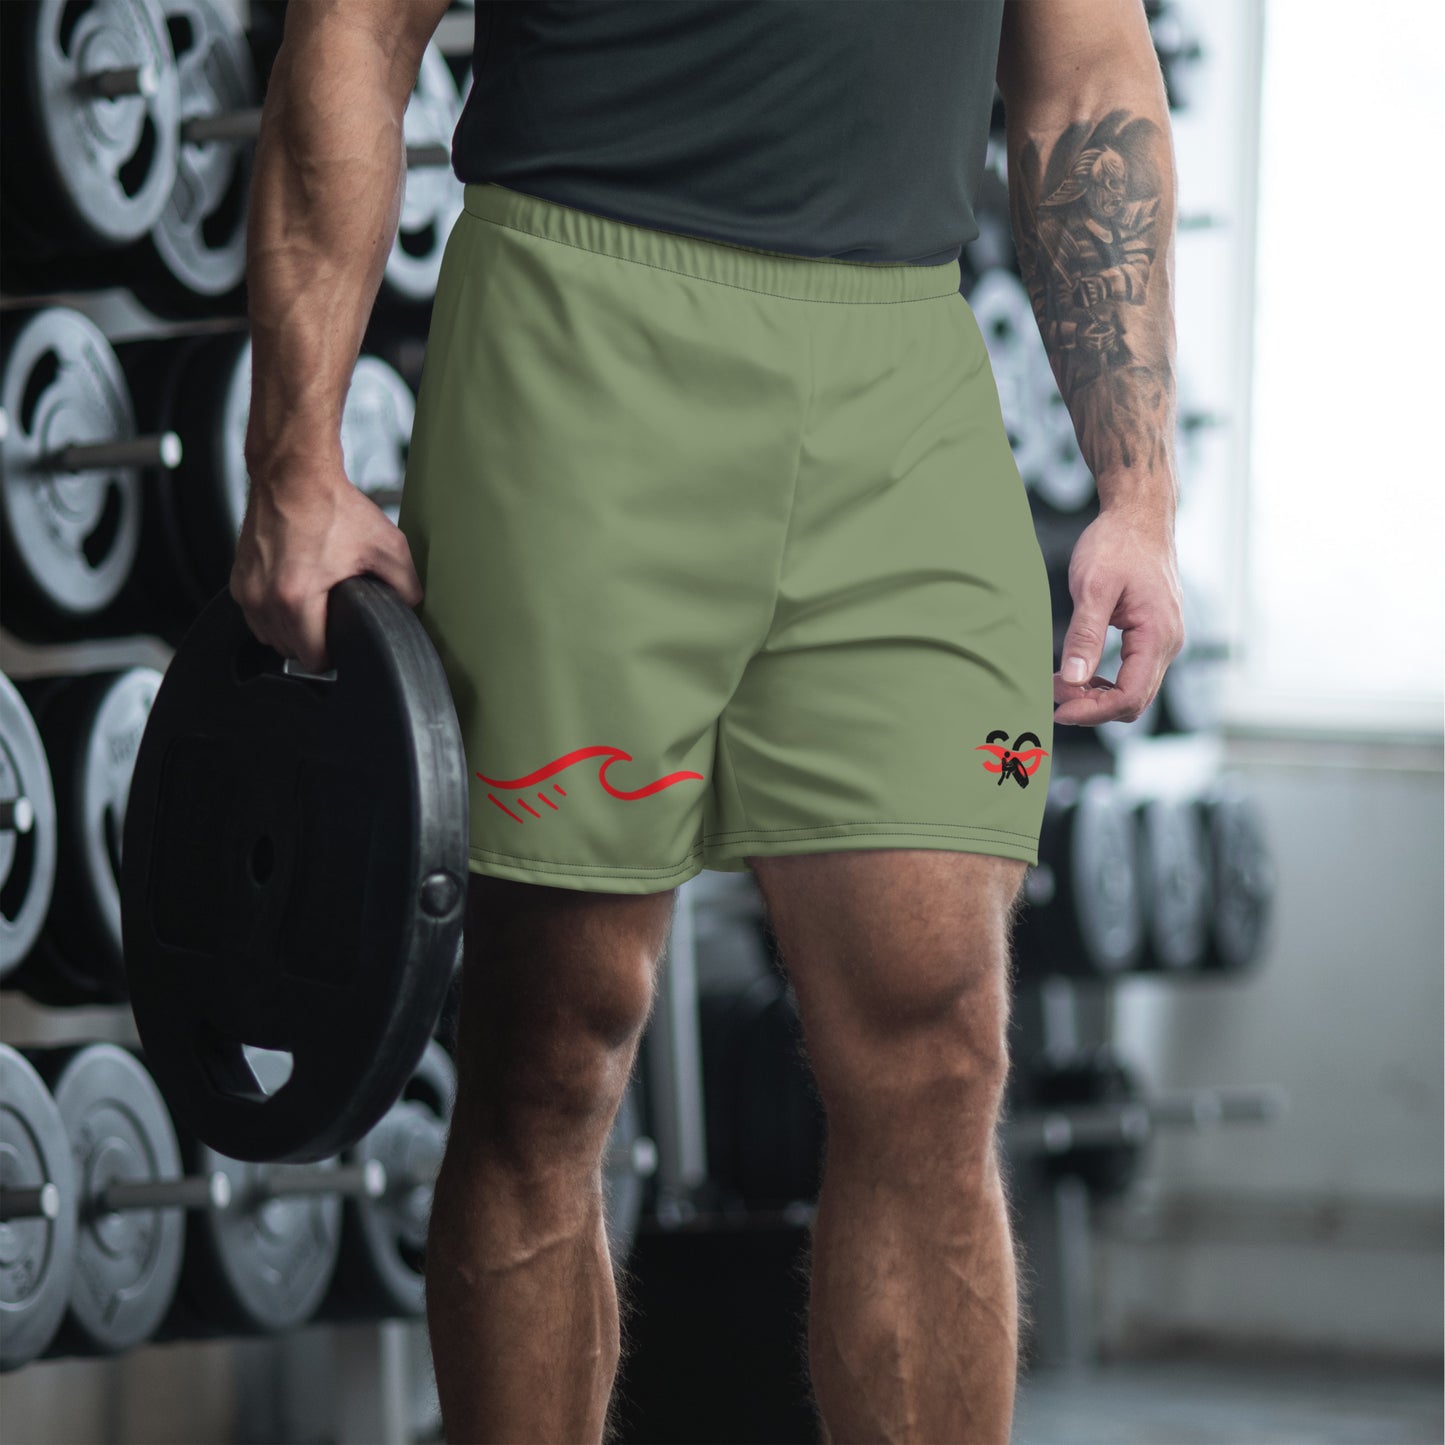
[{"x1": 976, "y1": 730, "x2": 1048, "y2": 789}]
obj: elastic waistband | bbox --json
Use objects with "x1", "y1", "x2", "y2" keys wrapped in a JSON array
[{"x1": 462, "y1": 182, "x2": 962, "y2": 304}]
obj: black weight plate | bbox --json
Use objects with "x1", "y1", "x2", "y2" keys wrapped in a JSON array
[
  {"x1": 0, "y1": 1045, "x2": 78, "y2": 1371},
  {"x1": 322, "y1": 1040, "x2": 454, "y2": 1321},
  {"x1": 0, "y1": 309, "x2": 146, "y2": 636},
  {"x1": 0, "y1": 673, "x2": 58, "y2": 977},
  {"x1": 34, "y1": 1043, "x2": 183, "y2": 1356},
  {"x1": 155, "y1": 332, "x2": 251, "y2": 613},
  {"x1": 121, "y1": 574, "x2": 468, "y2": 1163},
  {"x1": 3, "y1": 0, "x2": 180, "y2": 251},
  {"x1": 1197, "y1": 781, "x2": 1276, "y2": 974},
  {"x1": 432, "y1": 938, "x2": 464, "y2": 1058},
  {"x1": 1135, "y1": 795, "x2": 1210, "y2": 973}
]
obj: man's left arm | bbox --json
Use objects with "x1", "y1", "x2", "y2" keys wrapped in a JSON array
[{"x1": 996, "y1": 0, "x2": 1185, "y2": 726}]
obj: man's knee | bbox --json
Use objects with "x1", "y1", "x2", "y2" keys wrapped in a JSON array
[
  {"x1": 808, "y1": 950, "x2": 1013, "y2": 1141},
  {"x1": 452, "y1": 874, "x2": 674, "y2": 1152}
]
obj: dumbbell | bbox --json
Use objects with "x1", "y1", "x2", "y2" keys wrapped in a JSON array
[
  {"x1": 8, "y1": 667, "x2": 162, "y2": 1006},
  {"x1": 1, "y1": 308, "x2": 182, "y2": 640},
  {"x1": 1015, "y1": 773, "x2": 1145, "y2": 979},
  {"x1": 0, "y1": 672, "x2": 58, "y2": 979},
  {"x1": 0, "y1": 0, "x2": 181, "y2": 261},
  {"x1": 7, "y1": 1043, "x2": 230, "y2": 1358},
  {"x1": 159, "y1": 1048, "x2": 388, "y2": 1338},
  {"x1": 0, "y1": 1045, "x2": 78, "y2": 1370},
  {"x1": 2, "y1": 1, "x2": 460, "y2": 305},
  {"x1": 1009, "y1": 1044, "x2": 1150, "y2": 1199},
  {"x1": 123, "y1": 0, "x2": 261, "y2": 313},
  {"x1": 1005, "y1": 1067, "x2": 1288, "y2": 1201},
  {"x1": 2, "y1": 0, "x2": 259, "y2": 312}
]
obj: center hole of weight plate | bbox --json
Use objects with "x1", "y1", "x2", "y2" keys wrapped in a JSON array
[{"x1": 249, "y1": 833, "x2": 274, "y2": 885}]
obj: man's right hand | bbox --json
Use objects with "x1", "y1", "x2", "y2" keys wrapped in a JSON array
[{"x1": 229, "y1": 469, "x2": 424, "y2": 674}]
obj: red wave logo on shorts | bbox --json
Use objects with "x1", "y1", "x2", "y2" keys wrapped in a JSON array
[
  {"x1": 976, "y1": 730, "x2": 1048, "y2": 790},
  {"x1": 477, "y1": 745, "x2": 704, "y2": 824}
]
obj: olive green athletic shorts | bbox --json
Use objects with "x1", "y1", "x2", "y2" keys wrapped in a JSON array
[{"x1": 397, "y1": 181, "x2": 1054, "y2": 894}]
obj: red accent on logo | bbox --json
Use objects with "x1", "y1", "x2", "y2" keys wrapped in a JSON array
[
  {"x1": 488, "y1": 794, "x2": 525, "y2": 824},
  {"x1": 477, "y1": 745, "x2": 704, "y2": 824},
  {"x1": 975, "y1": 743, "x2": 1048, "y2": 777}
]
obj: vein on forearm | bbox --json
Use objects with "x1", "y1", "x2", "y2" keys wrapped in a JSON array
[
  {"x1": 244, "y1": 44, "x2": 406, "y2": 477},
  {"x1": 1006, "y1": 105, "x2": 1178, "y2": 512}
]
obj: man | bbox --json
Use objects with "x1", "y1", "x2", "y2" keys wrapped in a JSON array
[{"x1": 232, "y1": 2, "x2": 1184, "y2": 1440}]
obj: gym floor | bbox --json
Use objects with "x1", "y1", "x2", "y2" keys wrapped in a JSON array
[{"x1": 1012, "y1": 1355, "x2": 1444, "y2": 1445}]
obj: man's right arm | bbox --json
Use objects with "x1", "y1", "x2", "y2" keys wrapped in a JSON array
[{"x1": 233, "y1": 0, "x2": 450, "y2": 671}]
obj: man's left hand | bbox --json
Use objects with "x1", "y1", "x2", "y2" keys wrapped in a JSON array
[{"x1": 1053, "y1": 505, "x2": 1185, "y2": 727}]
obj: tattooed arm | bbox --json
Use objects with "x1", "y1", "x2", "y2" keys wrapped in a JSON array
[{"x1": 997, "y1": 0, "x2": 1185, "y2": 726}]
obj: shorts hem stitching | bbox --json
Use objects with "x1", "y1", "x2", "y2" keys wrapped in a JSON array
[
  {"x1": 702, "y1": 820, "x2": 1040, "y2": 845},
  {"x1": 467, "y1": 844, "x2": 703, "y2": 881}
]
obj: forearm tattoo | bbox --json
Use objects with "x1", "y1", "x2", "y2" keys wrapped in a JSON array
[{"x1": 1009, "y1": 110, "x2": 1177, "y2": 490}]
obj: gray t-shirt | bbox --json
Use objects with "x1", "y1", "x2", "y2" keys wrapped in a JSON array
[{"x1": 453, "y1": 0, "x2": 1006, "y2": 266}]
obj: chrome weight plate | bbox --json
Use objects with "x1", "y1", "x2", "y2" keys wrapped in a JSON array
[
  {"x1": 322, "y1": 1041, "x2": 454, "y2": 1320},
  {"x1": 0, "y1": 674, "x2": 58, "y2": 978},
  {"x1": 0, "y1": 1046, "x2": 78, "y2": 1371},
  {"x1": 0, "y1": 309, "x2": 145, "y2": 630},
  {"x1": 36, "y1": 1044, "x2": 184, "y2": 1356},
  {"x1": 383, "y1": 43, "x2": 464, "y2": 305},
  {"x1": 148, "y1": 0, "x2": 258, "y2": 301},
  {"x1": 340, "y1": 358, "x2": 415, "y2": 524},
  {"x1": 968, "y1": 269, "x2": 1052, "y2": 490},
  {"x1": 17, "y1": 0, "x2": 181, "y2": 247}
]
